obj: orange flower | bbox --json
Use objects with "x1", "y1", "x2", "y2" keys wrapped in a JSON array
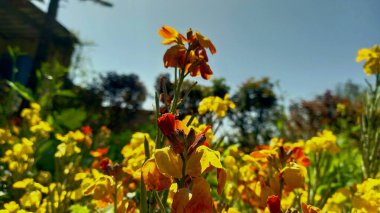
[
  {"x1": 159, "y1": 25, "x2": 186, "y2": 45},
  {"x1": 142, "y1": 158, "x2": 172, "y2": 191},
  {"x1": 160, "y1": 26, "x2": 216, "y2": 80},
  {"x1": 280, "y1": 164, "x2": 305, "y2": 192},
  {"x1": 171, "y1": 177, "x2": 213, "y2": 213},
  {"x1": 267, "y1": 195, "x2": 281, "y2": 213},
  {"x1": 163, "y1": 45, "x2": 187, "y2": 68},
  {"x1": 302, "y1": 202, "x2": 321, "y2": 213},
  {"x1": 90, "y1": 147, "x2": 109, "y2": 158},
  {"x1": 158, "y1": 113, "x2": 176, "y2": 136},
  {"x1": 194, "y1": 32, "x2": 216, "y2": 54}
]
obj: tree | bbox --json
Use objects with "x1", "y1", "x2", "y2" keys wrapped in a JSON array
[
  {"x1": 99, "y1": 72, "x2": 146, "y2": 110},
  {"x1": 286, "y1": 81, "x2": 364, "y2": 141},
  {"x1": 229, "y1": 77, "x2": 280, "y2": 149}
]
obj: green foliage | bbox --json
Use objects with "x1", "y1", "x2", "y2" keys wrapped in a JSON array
[
  {"x1": 54, "y1": 108, "x2": 87, "y2": 130},
  {"x1": 6, "y1": 81, "x2": 35, "y2": 102},
  {"x1": 69, "y1": 204, "x2": 91, "y2": 213}
]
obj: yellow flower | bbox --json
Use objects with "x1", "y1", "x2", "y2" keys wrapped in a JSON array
[
  {"x1": 323, "y1": 188, "x2": 351, "y2": 212},
  {"x1": 55, "y1": 141, "x2": 81, "y2": 158},
  {"x1": 121, "y1": 132, "x2": 155, "y2": 179},
  {"x1": 30, "y1": 121, "x2": 52, "y2": 137},
  {"x1": 2, "y1": 201, "x2": 20, "y2": 213},
  {"x1": 13, "y1": 178, "x2": 34, "y2": 189},
  {"x1": 352, "y1": 178, "x2": 380, "y2": 212},
  {"x1": 0, "y1": 128, "x2": 14, "y2": 145},
  {"x1": 305, "y1": 130, "x2": 339, "y2": 154},
  {"x1": 182, "y1": 116, "x2": 214, "y2": 143},
  {"x1": 20, "y1": 190, "x2": 42, "y2": 208},
  {"x1": 356, "y1": 45, "x2": 380, "y2": 75},
  {"x1": 21, "y1": 103, "x2": 41, "y2": 126},
  {"x1": 280, "y1": 163, "x2": 306, "y2": 192},
  {"x1": 198, "y1": 94, "x2": 235, "y2": 118}
]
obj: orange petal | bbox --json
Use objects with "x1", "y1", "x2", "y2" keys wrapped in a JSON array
[
  {"x1": 142, "y1": 158, "x2": 172, "y2": 191},
  {"x1": 158, "y1": 25, "x2": 178, "y2": 39},
  {"x1": 171, "y1": 188, "x2": 191, "y2": 213},
  {"x1": 217, "y1": 168, "x2": 227, "y2": 195},
  {"x1": 184, "y1": 177, "x2": 213, "y2": 213}
]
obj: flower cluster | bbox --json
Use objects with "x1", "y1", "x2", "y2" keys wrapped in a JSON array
[
  {"x1": 142, "y1": 113, "x2": 226, "y2": 212},
  {"x1": 159, "y1": 25, "x2": 216, "y2": 80},
  {"x1": 356, "y1": 44, "x2": 380, "y2": 75},
  {"x1": 198, "y1": 94, "x2": 236, "y2": 118},
  {"x1": 304, "y1": 130, "x2": 339, "y2": 154}
]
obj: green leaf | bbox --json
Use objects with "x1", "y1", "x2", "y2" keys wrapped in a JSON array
[
  {"x1": 55, "y1": 108, "x2": 87, "y2": 130},
  {"x1": 69, "y1": 204, "x2": 90, "y2": 213},
  {"x1": 7, "y1": 81, "x2": 35, "y2": 102},
  {"x1": 56, "y1": 90, "x2": 77, "y2": 97}
]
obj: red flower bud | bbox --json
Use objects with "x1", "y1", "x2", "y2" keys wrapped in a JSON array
[
  {"x1": 100, "y1": 158, "x2": 111, "y2": 172},
  {"x1": 267, "y1": 195, "x2": 281, "y2": 213},
  {"x1": 158, "y1": 113, "x2": 176, "y2": 136}
]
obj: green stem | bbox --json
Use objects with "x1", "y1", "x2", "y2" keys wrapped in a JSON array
[{"x1": 114, "y1": 181, "x2": 118, "y2": 213}]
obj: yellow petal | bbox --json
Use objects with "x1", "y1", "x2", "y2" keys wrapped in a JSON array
[
  {"x1": 154, "y1": 147, "x2": 183, "y2": 178},
  {"x1": 186, "y1": 145, "x2": 222, "y2": 177}
]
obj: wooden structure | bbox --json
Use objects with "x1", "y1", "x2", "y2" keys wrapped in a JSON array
[{"x1": 0, "y1": 0, "x2": 78, "y2": 82}]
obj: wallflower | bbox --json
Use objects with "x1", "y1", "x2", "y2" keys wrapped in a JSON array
[
  {"x1": 182, "y1": 116, "x2": 215, "y2": 144},
  {"x1": 30, "y1": 121, "x2": 52, "y2": 138},
  {"x1": 1, "y1": 201, "x2": 20, "y2": 213},
  {"x1": 305, "y1": 130, "x2": 339, "y2": 154},
  {"x1": 352, "y1": 178, "x2": 380, "y2": 212},
  {"x1": 323, "y1": 188, "x2": 351, "y2": 212},
  {"x1": 159, "y1": 25, "x2": 216, "y2": 80},
  {"x1": 55, "y1": 141, "x2": 81, "y2": 158},
  {"x1": 20, "y1": 190, "x2": 42, "y2": 209},
  {"x1": 267, "y1": 195, "x2": 281, "y2": 213},
  {"x1": 356, "y1": 44, "x2": 380, "y2": 75},
  {"x1": 21, "y1": 103, "x2": 41, "y2": 126},
  {"x1": 198, "y1": 94, "x2": 235, "y2": 118},
  {"x1": 0, "y1": 128, "x2": 14, "y2": 145},
  {"x1": 301, "y1": 202, "x2": 321, "y2": 213},
  {"x1": 171, "y1": 177, "x2": 213, "y2": 213},
  {"x1": 121, "y1": 132, "x2": 155, "y2": 179},
  {"x1": 142, "y1": 113, "x2": 226, "y2": 212},
  {"x1": 280, "y1": 163, "x2": 306, "y2": 191},
  {"x1": 2, "y1": 138, "x2": 34, "y2": 173},
  {"x1": 159, "y1": 25, "x2": 186, "y2": 45}
]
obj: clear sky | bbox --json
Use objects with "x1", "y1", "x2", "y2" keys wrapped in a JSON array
[{"x1": 34, "y1": 0, "x2": 380, "y2": 109}]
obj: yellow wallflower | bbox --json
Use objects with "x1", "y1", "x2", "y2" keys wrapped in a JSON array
[
  {"x1": 30, "y1": 121, "x2": 52, "y2": 138},
  {"x1": 1, "y1": 138, "x2": 34, "y2": 173},
  {"x1": 352, "y1": 178, "x2": 380, "y2": 212},
  {"x1": 21, "y1": 103, "x2": 41, "y2": 126},
  {"x1": 305, "y1": 130, "x2": 339, "y2": 154},
  {"x1": 356, "y1": 45, "x2": 380, "y2": 75},
  {"x1": 0, "y1": 128, "x2": 14, "y2": 145},
  {"x1": 55, "y1": 142, "x2": 81, "y2": 158},
  {"x1": 182, "y1": 116, "x2": 215, "y2": 143},
  {"x1": 198, "y1": 94, "x2": 235, "y2": 118},
  {"x1": 121, "y1": 132, "x2": 155, "y2": 179},
  {"x1": 1, "y1": 201, "x2": 20, "y2": 213},
  {"x1": 20, "y1": 190, "x2": 42, "y2": 208}
]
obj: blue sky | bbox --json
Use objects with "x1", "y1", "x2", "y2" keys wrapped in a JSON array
[{"x1": 34, "y1": 0, "x2": 380, "y2": 109}]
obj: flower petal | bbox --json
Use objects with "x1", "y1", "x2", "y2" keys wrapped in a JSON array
[
  {"x1": 186, "y1": 145, "x2": 222, "y2": 177},
  {"x1": 154, "y1": 147, "x2": 183, "y2": 178}
]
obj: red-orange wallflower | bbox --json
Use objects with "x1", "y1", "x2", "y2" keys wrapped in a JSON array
[
  {"x1": 159, "y1": 25, "x2": 216, "y2": 80},
  {"x1": 267, "y1": 195, "x2": 281, "y2": 213}
]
